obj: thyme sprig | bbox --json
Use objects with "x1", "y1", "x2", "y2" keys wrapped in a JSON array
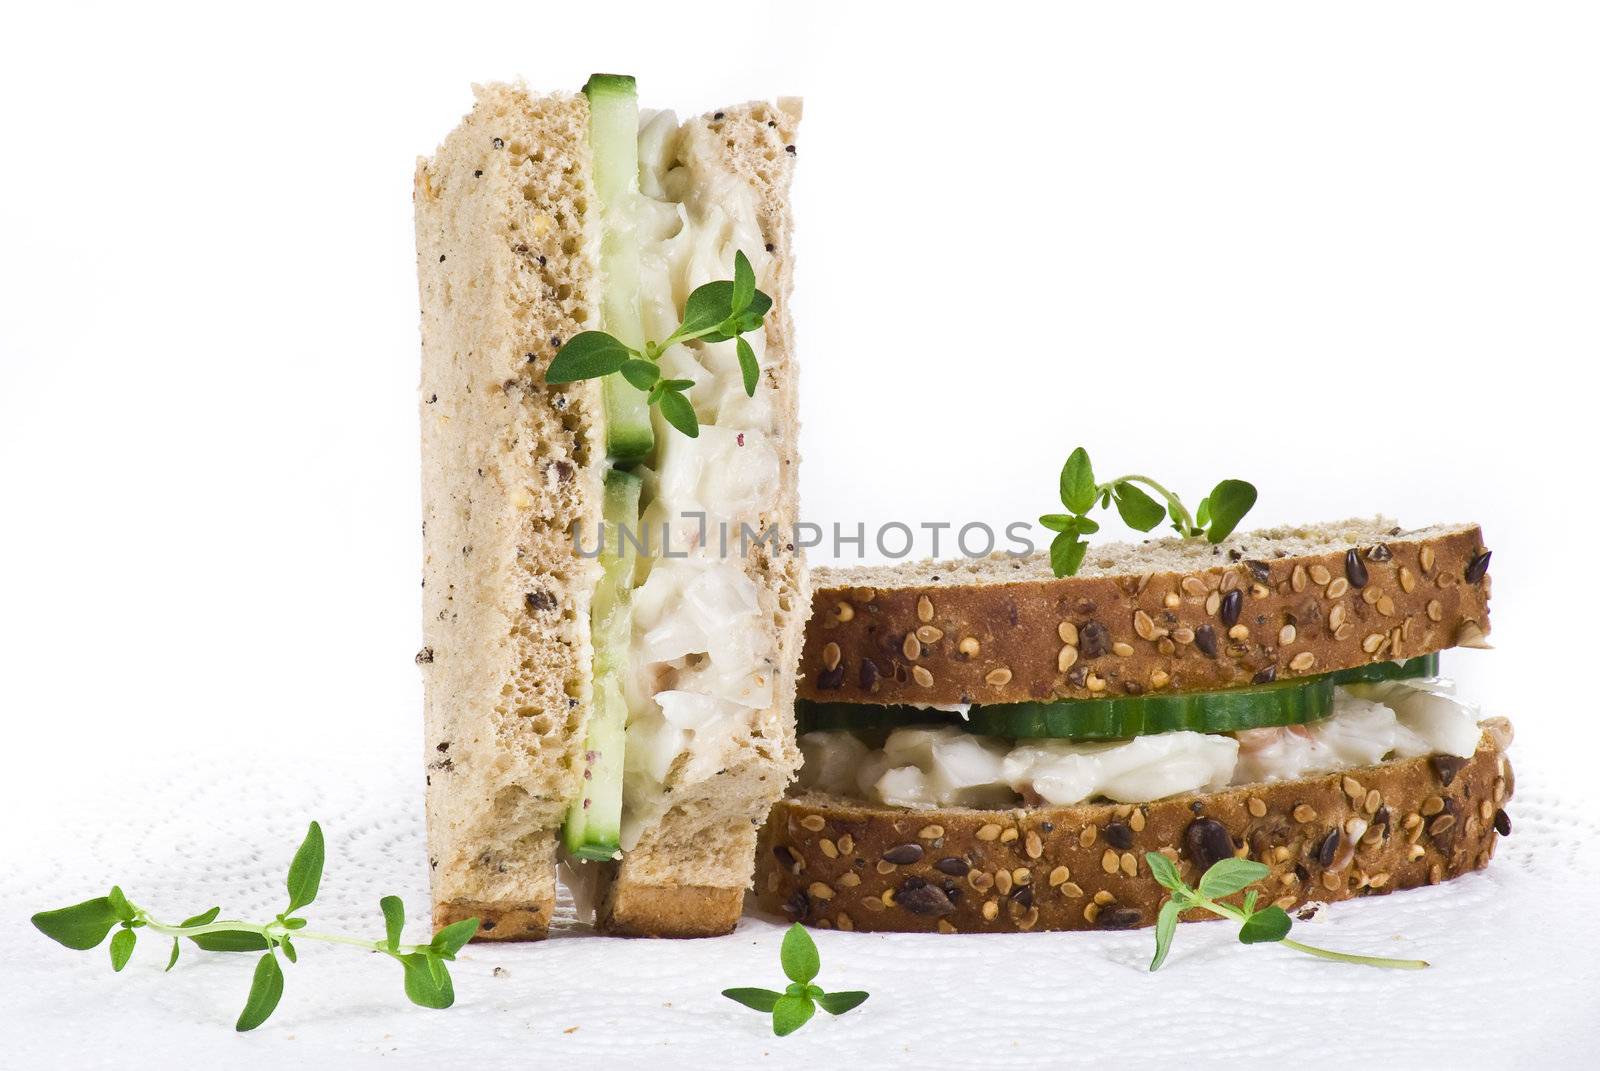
[
  {"x1": 723, "y1": 923, "x2": 868, "y2": 1036},
  {"x1": 1041, "y1": 447, "x2": 1258, "y2": 576},
  {"x1": 1147, "y1": 853, "x2": 1428, "y2": 972},
  {"x1": 31, "y1": 822, "x2": 478, "y2": 1031},
  {"x1": 545, "y1": 251, "x2": 769, "y2": 438}
]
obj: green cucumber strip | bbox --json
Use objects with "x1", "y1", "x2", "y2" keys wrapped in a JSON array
[
  {"x1": 582, "y1": 74, "x2": 653, "y2": 462},
  {"x1": 1326, "y1": 652, "x2": 1438, "y2": 685},
  {"x1": 582, "y1": 73, "x2": 637, "y2": 102},
  {"x1": 796, "y1": 656, "x2": 1439, "y2": 741},
  {"x1": 562, "y1": 469, "x2": 642, "y2": 860},
  {"x1": 566, "y1": 674, "x2": 628, "y2": 861},
  {"x1": 964, "y1": 677, "x2": 1333, "y2": 739}
]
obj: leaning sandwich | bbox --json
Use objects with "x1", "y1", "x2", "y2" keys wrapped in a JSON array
[
  {"x1": 757, "y1": 520, "x2": 1509, "y2": 933},
  {"x1": 416, "y1": 76, "x2": 806, "y2": 939}
]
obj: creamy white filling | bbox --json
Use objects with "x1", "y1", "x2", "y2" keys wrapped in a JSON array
[
  {"x1": 617, "y1": 111, "x2": 780, "y2": 850},
  {"x1": 796, "y1": 682, "x2": 1484, "y2": 810}
]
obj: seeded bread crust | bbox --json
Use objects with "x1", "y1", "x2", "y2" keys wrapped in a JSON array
[
  {"x1": 799, "y1": 520, "x2": 1492, "y2": 707},
  {"x1": 756, "y1": 719, "x2": 1513, "y2": 934}
]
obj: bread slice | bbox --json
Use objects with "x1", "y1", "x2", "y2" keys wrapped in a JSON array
[
  {"x1": 415, "y1": 85, "x2": 808, "y2": 940},
  {"x1": 756, "y1": 719, "x2": 1513, "y2": 933},
  {"x1": 800, "y1": 518, "x2": 1492, "y2": 708},
  {"x1": 597, "y1": 98, "x2": 808, "y2": 939},
  {"x1": 415, "y1": 84, "x2": 603, "y2": 941}
]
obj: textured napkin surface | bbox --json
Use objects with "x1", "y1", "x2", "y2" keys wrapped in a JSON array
[{"x1": 6, "y1": 741, "x2": 1598, "y2": 1071}]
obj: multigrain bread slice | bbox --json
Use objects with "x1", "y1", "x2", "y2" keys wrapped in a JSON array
[
  {"x1": 416, "y1": 85, "x2": 809, "y2": 940},
  {"x1": 799, "y1": 518, "x2": 1492, "y2": 708},
  {"x1": 756, "y1": 719, "x2": 1514, "y2": 933},
  {"x1": 597, "y1": 98, "x2": 809, "y2": 938},
  {"x1": 415, "y1": 84, "x2": 603, "y2": 941}
]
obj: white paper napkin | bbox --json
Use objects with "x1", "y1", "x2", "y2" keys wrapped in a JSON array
[{"x1": 6, "y1": 741, "x2": 1598, "y2": 1070}]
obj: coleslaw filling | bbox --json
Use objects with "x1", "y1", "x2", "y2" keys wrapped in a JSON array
[
  {"x1": 796, "y1": 680, "x2": 1484, "y2": 810},
  {"x1": 616, "y1": 111, "x2": 780, "y2": 850}
]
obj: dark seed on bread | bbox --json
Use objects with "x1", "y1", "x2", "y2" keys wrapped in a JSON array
[
  {"x1": 1318, "y1": 828, "x2": 1341, "y2": 868},
  {"x1": 898, "y1": 882, "x2": 954, "y2": 916},
  {"x1": 882, "y1": 843, "x2": 924, "y2": 865},
  {"x1": 1097, "y1": 906, "x2": 1143, "y2": 930},
  {"x1": 1220, "y1": 590, "x2": 1243, "y2": 627},
  {"x1": 1466, "y1": 551, "x2": 1492, "y2": 584},
  {"x1": 1432, "y1": 754, "x2": 1467, "y2": 787},
  {"x1": 784, "y1": 890, "x2": 811, "y2": 920},
  {"x1": 1345, "y1": 548, "x2": 1369, "y2": 588},
  {"x1": 1080, "y1": 622, "x2": 1110, "y2": 659},
  {"x1": 1185, "y1": 818, "x2": 1234, "y2": 871}
]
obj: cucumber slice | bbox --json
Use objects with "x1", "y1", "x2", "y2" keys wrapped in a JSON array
[
  {"x1": 795, "y1": 657, "x2": 1442, "y2": 741},
  {"x1": 562, "y1": 469, "x2": 642, "y2": 860},
  {"x1": 797, "y1": 681, "x2": 1332, "y2": 740},
  {"x1": 582, "y1": 74, "x2": 653, "y2": 462},
  {"x1": 963, "y1": 677, "x2": 1334, "y2": 739},
  {"x1": 1327, "y1": 652, "x2": 1438, "y2": 685}
]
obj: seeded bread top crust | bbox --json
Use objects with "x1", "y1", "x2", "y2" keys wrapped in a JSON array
[
  {"x1": 798, "y1": 519, "x2": 1491, "y2": 706},
  {"x1": 756, "y1": 718, "x2": 1514, "y2": 934}
]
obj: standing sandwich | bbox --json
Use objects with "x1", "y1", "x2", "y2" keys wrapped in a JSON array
[
  {"x1": 758, "y1": 519, "x2": 1509, "y2": 933},
  {"x1": 415, "y1": 76, "x2": 806, "y2": 939}
]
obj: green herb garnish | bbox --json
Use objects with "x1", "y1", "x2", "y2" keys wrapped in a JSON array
[
  {"x1": 1040, "y1": 447, "x2": 1258, "y2": 577},
  {"x1": 30, "y1": 821, "x2": 478, "y2": 1031},
  {"x1": 545, "y1": 250, "x2": 770, "y2": 438},
  {"x1": 722, "y1": 923, "x2": 868, "y2": 1036},
  {"x1": 1146, "y1": 853, "x2": 1428, "y2": 971}
]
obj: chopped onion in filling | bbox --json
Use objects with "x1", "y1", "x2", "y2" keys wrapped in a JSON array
[
  {"x1": 615, "y1": 111, "x2": 781, "y2": 851},
  {"x1": 1007, "y1": 733, "x2": 1239, "y2": 806}
]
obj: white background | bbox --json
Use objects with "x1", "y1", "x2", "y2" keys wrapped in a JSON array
[{"x1": 3, "y1": 2, "x2": 1597, "y2": 1067}]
